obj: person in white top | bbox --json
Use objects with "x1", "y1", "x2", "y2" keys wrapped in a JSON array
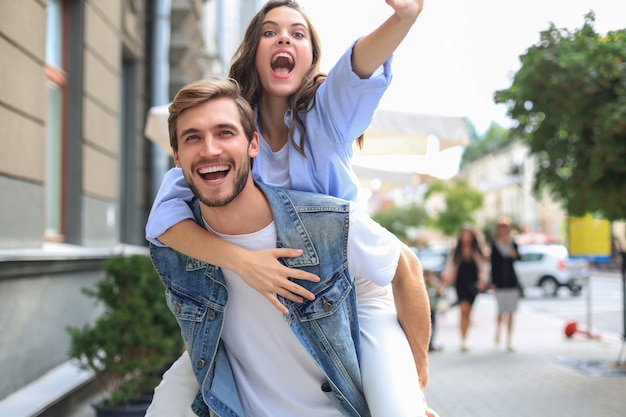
[{"x1": 146, "y1": 78, "x2": 438, "y2": 416}]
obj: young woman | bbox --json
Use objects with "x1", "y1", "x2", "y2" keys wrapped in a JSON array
[
  {"x1": 442, "y1": 225, "x2": 488, "y2": 351},
  {"x1": 490, "y1": 216, "x2": 522, "y2": 351},
  {"x1": 147, "y1": 0, "x2": 423, "y2": 311},
  {"x1": 146, "y1": 1, "x2": 435, "y2": 416}
]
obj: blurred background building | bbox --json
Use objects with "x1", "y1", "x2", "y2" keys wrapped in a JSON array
[{"x1": 461, "y1": 140, "x2": 567, "y2": 238}]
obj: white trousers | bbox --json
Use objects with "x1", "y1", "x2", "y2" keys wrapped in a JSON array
[{"x1": 358, "y1": 290, "x2": 426, "y2": 417}]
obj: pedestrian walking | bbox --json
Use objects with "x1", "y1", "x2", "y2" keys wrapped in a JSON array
[
  {"x1": 490, "y1": 215, "x2": 522, "y2": 351},
  {"x1": 442, "y1": 225, "x2": 488, "y2": 351}
]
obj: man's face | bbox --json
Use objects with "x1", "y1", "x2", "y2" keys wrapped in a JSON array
[{"x1": 173, "y1": 97, "x2": 259, "y2": 207}]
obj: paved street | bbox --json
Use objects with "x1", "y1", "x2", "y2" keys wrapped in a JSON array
[
  {"x1": 522, "y1": 271, "x2": 625, "y2": 336},
  {"x1": 426, "y1": 290, "x2": 626, "y2": 417}
]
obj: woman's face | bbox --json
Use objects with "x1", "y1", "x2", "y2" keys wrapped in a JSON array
[
  {"x1": 497, "y1": 224, "x2": 510, "y2": 237},
  {"x1": 254, "y1": 6, "x2": 314, "y2": 99},
  {"x1": 460, "y1": 229, "x2": 474, "y2": 245}
]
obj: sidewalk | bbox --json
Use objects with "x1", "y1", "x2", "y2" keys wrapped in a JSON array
[
  {"x1": 65, "y1": 293, "x2": 626, "y2": 417},
  {"x1": 425, "y1": 293, "x2": 626, "y2": 417}
]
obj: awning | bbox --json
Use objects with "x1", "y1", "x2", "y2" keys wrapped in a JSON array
[
  {"x1": 144, "y1": 104, "x2": 171, "y2": 155},
  {"x1": 352, "y1": 109, "x2": 469, "y2": 183}
]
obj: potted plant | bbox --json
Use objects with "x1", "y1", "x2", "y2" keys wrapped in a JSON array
[{"x1": 67, "y1": 254, "x2": 182, "y2": 416}]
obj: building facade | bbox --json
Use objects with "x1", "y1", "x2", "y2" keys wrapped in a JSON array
[
  {"x1": 0, "y1": 0, "x2": 212, "y2": 412},
  {"x1": 461, "y1": 139, "x2": 568, "y2": 238}
]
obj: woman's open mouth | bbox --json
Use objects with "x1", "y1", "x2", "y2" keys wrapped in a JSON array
[{"x1": 271, "y1": 52, "x2": 295, "y2": 77}]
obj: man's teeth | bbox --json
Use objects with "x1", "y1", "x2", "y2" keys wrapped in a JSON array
[
  {"x1": 198, "y1": 165, "x2": 229, "y2": 174},
  {"x1": 271, "y1": 52, "x2": 293, "y2": 64}
]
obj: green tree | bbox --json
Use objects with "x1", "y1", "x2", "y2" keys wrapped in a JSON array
[
  {"x1": 424, "y1": 178, "x2": 484, "y2": 236},
  {"x1": 372, "y1": 203, "x2": 427, "y2": 241},
  {"x1": 494, "y1": 12, "x2": 626, "y2": 221},
  {"x1": 67, "y1": 255, "x2": 182, "y2": 406},
  {"x1": 460, "y1": 121, "x2": 511, "y2": 168}
]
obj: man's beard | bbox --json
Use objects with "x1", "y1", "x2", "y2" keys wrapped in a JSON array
[{"x1": 186, "y1": 158, "x2": 250, "y2": 208}]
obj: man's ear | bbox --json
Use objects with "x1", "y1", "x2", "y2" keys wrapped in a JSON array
[
  {"x1": 248, "y1": 132, "x2": 260, "y2": 158},
  {"x1": 173, "y1": 149, "x2": 182, "y2": 168}
]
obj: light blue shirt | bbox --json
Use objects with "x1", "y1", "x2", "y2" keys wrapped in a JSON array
[{"x1": 146, "y1": 42, "x2": 392, "y2": 244}]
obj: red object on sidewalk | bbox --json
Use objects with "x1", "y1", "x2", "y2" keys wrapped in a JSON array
[
  {"x1": 564, "y1": 320, "x2": 578, "y2": 338},
  {"x1": 564, "y1": 319, "x2": 601, "y2": 339}
]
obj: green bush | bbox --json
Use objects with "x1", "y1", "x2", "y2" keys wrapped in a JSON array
[{"x1": 67, "y1": 254, "x2": 182, "y2": 406}]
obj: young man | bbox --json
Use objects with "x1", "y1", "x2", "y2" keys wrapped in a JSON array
[{"x1": 148, "y1": 78, "x2": 434, "y2": 417}]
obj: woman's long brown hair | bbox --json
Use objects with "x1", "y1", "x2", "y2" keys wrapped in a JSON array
[{"x1": 229, "y1": 0, "x2": 364, "y2": 155}]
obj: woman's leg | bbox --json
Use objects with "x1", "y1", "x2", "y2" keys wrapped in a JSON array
[
  {"x1": 146, "y1": 350, "x2": 199, "y2": 417},
  {"x1": 495, "y1": 312, "x2": 503, "y2": 345},
  {"x1": 358, "y1": 287, "x2": 427, "y2": 417},
  {"x1": 506, "y1": 312, "x2": 515, "y2": 350},
  {"x1": 497, "y1": 288, "x2": 519, "y2": 350},
  {"x1": 458, "y1": 300, "x2": 472, "y2": 350}
]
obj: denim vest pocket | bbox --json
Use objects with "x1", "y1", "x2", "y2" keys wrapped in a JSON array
[
  {"x1": 296, "y1": 268, "x2": 352, "y2": 321},
  {"x1": 165, "y1": 285, "x2": 209, "y2": 345}
]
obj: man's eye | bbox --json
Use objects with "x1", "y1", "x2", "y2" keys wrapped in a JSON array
[
  {"x1": 185, "y1": 135, "x2": 199, "y2": 142},
  {"x1": 219, "y1": 130, "x2": 234, "y2": 137}
]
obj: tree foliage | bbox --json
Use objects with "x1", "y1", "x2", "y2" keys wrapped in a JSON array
[
  {"x1": 460, "y1": 122, "x2": 511, "y2": 168},
  {"x1": 67, "y1": 255, "x2": 182, "y2": 406},
  {"x1": 372, "y1": 203, "x2": 427, "y2": 241},
  {"x1": 495, "y1": 12, "x2": 626, "y2": 220},
  {"x1": 424, "y1": 178, "x2": 484, "y2": 236}
]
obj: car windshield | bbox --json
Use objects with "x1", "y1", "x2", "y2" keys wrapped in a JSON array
[
  {"x1": 550, "y1": 246, "x2": 568, "y2": 257},
  {"x1": 520, "y1": 244, "x2": 569, "y2": 258}
]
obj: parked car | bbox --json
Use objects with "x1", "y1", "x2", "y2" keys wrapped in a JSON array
[
  {"x1": 411, "y1": 246, "x2": 449, "y2": 278},
  {"x1": 514, "y1": 244, "x2": 589, "y2": 296}
]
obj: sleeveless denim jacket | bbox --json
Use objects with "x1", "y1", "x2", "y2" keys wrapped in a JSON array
[{"x1": 150, "y1": 182, "x2": 369, "y2": 417}]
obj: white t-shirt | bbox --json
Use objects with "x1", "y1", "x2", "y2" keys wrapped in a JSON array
[
  {"x1": 208, "y1": 207, "x2": 400, "y2": 417},
  {"x1": 258, "y1": 136, "x2": 291, "y2": 189}
]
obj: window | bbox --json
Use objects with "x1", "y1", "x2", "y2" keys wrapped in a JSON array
[
  {"x1": 519, "y1": 253, "x2": 544, "y2": 263},
  {"x1": 45, "y1": 0, "x2": 67, "y2": 240},
  {"x1": 119, "y1": 52, "x2": 137, "y2": 244}
]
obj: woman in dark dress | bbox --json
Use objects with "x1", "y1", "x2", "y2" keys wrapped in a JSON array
[
  {"x1": 442, "y1": 225, "x2": 487, "y2": 351},
  {"x1": 490, "y1": 216, "x2": 522, "y2": 351}
]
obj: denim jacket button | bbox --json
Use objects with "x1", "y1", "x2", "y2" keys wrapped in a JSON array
[
  {"x1": 197, "y1": 358, "x2": 205, "y2": 368},
  {"x1": 207, "y1": 311, "x2": 216, "y2": 320},
  {"x1": 321, "y1": 380, "x2": 332, "y2": 392}
]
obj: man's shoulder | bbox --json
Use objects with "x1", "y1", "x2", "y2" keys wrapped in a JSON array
[{"x1": 257, "y1": 182, "x2": 350, "y2": 210}]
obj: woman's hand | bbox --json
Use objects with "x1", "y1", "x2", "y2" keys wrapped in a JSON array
[
  {"x1": 386, "y1": 0, "x2": 424, "y2": 22},
  {"x1": 233, "y1": 248, "x2": 320, "y2": 314}
]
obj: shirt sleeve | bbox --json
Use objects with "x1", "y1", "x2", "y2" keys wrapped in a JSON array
[
  {"x1": 314, "y1": 40, "x2": 393, "y2": 144},
  {"x1": 145, "y1": 168, "x2": 195, "y2": 246},
  {"x1": 347, "y1": 207, "x2": 401, "y2": 287}
]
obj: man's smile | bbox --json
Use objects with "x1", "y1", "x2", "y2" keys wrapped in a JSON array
[{"x1": 197, "y1": 164, "x2": 231, "y2": 182}]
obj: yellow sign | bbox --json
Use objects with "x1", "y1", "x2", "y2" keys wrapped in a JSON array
[{"x1": 568, "y1": 214, "x2": 612, "y2": 261}]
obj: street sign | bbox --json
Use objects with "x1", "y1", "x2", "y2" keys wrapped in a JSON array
[{"x1": 568, "y1": 214, "x2": 612, "y2": 262}]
